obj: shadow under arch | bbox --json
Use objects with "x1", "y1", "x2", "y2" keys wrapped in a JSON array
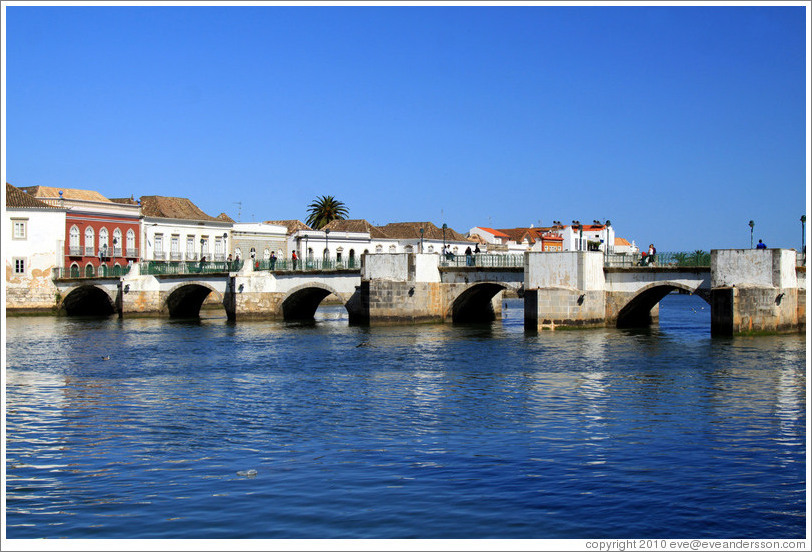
[
  {"x1": 282, "y1": 283, "x2": 347, "y2": 321},
  {"x1": 61, "y1": 285, "x2": 117, "y2": 316},
  {"x1": 616, "y1": 282, "x2": 711, "y2": 328},
  {"x1": 449, "y1": 282, "x2": 509, "y2": 324},
  {"x1": 166, "y1": 282, "x2": 222, "y2": 319}
]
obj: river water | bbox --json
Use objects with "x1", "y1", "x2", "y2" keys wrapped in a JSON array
[{"x1": 4, "y1": 294, "x2": 806, "y2": 539}]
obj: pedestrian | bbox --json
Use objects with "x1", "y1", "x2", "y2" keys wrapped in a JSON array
[
  {"x1": 270, "y1": 251, "x2": 277, "y2": 270},
  {"x1": 227, "y1": 253, "x2": 233, "y2": 270},
  {"x1": 465, "y1": 246, "x2": 473, "y2": 266},
  {"x1": 474, "y1": 243, "x2": 480, "y2": 254},
  {"x1": 647, "y1": 243, "x2": 656, "y2": 266},
  {"x1": 756, "y1": 239, "x2": 767, "y2": 250},
  {"x1": 292, "y1": 250, "x2": 298, "y2": 270}
]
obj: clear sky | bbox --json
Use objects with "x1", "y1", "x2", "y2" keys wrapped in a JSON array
[{"x1": 3, "y1": 2, "x2": 809, "y2": 252}]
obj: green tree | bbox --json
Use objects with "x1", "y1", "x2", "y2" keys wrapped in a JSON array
[{"x1": 305, "y1": 195, "x2": 349, "y2": 229}]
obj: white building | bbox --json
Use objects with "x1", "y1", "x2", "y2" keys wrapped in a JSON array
[
  {"x1": 231, "y1": 222, "x2": 288, "y2": 265},
  {"x1": 134, "y1": 196, "x2": 233, "y2": 262},
  {"x1": 4, "y1": 183, "x2": 67, "y2": 309},
  {"x1": 376, "y1": 222, "x2": 474, "y2": 256}
]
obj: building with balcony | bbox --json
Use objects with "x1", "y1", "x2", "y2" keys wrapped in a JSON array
[
  {"x1": 21, "y1": 185, "x2": 140, "y2": 277},
  {"x1": 5, "y1": 183, "x2": 67, "y2": 309},
  {"x1": 131, "y1": 196, "x2": 233, "y2": 263}
]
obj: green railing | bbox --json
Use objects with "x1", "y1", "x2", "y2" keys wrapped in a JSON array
[
  {"x1": 255, "y1": 258, "x2": 360, "y2": 272},
  {"x1": 54, "y1": 265, "x2": 131, "y2": 279},
  {"x1": 439, "y1": 254, "x2": 525, "y2": 268},
  {"x1": 605, "y1": 251, "x2": 711, "y2": 268},
  {"x1": 141, "y1": 260, "x2": 244, "y2": 276}
]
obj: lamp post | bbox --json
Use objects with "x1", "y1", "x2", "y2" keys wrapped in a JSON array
[
  {"x1": 325, "y1": 229, "x2": 330, "y2": 265},
  {"x1": 801, "y1": 215, "x2": 806, "y2": 262},
  {"x1": 442, "y1": 223, "x2": 447, "y2": 254},
  {"x1": 222, "y1": 233, "x2": 228, "y2": 262},
  {"x1": 749, "y1": 220, "x2": 754, "y2": 249},
  {"x1": 200, "y1": 237, "x2": 205, "y2": 262},
  {"x1": 303, "y1": 234, "x2": 309, "y2": 267},
  {"x1": 419, "y1": 227, "x2": 424, "y2": 253},
  {"x1": 112, "y1": 237, "x2": 118, "y2": 273}
]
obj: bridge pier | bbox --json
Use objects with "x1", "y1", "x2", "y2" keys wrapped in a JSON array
[
  {"x1": 710, "y1": 249, "x2": 804, "y2": 336},
  {"x1": 524, "y1": 252, "x2": 607, "y2": 329}
]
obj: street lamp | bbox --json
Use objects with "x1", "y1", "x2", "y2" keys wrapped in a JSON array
[
  {"x1": 801, "y1": 215, "x2": 806, "y2": 262},
  {"x1": 419, "y1": 227, "x2": 424, "y2": 253},
  {"x1": 324, "y1": 229, "x2": 330, "y2": 263},
  {"x1": 442, "y1": 223, "x2": 447, "y2": 254},
  {"x1": 112, "y1": 237, "x2": 118, "y2": 272},
  {"x1": 200, "y1": 237, "x2": 205, "y2": 261},
  {"x1": 749, "y1": 220, "x2": 754, "y2": 249},
  {"x1": 303, "y1": 234, "x2": 309, "y2": 266}
]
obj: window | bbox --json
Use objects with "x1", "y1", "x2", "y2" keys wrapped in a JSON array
[
  {"x1": 388, "y1": 245, "x2": 396, "y2": 253},
  {"x1": 99, "y1": 227, "x2": 109, "y2": 251},
  {"x1": 127, "y1": 229, "x2": 136, "y2": 255},
  {"x1": 70, "y1": 225, "x2": 81, "y2": 254},
  {"x1": 13, "y1": 258, "x2": 26, "y2": 275},
  {"x1": 113, "y1": 228, "x2": 122, "y2": 253},
  {"x1": 264, "y1": 248, "x2": 271, "y2": 260},
  {"x1": 12, "y1": 219, "x2": 27, "y2": 240},
  {"x1": 154, "y1": 234, "x2": 164, "y2": 253},
  {"x1": 85, "y1": 263, "x2": 94, "y2": 277},
  {"x1": 85, "y1": 227, "x2": 95, "y2": 255},
  {"x1": 375, "y1": 245, "x2": 383, "y2": 253},
  {"x1": 186, "y1": 236, "x2": 195, "y2": 253}
]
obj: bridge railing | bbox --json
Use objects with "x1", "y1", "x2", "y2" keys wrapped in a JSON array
[
  {"x1": 53, "y1": 264, "x2": 132, "y2": 279},
  {"x1": 604, "y1": 251, "x2": 711, "y2": 268},
  {"x1": 254, "y1": 258, "x2": 360, "y2": 272},
  {"x1": 439, "y1": 254, "x2": 525, "y2": 268},
  {"x1": 140, "y1": 260, "x2": 245, "y2": 276}
]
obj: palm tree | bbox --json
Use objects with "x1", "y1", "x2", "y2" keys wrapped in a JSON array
[{"x1": 305, "y1": 195, "x2": 349, "y2": 229}]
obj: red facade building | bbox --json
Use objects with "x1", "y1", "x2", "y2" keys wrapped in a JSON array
[{"x1": 21, "y1": 186, "x2": 141, "y2": 277}]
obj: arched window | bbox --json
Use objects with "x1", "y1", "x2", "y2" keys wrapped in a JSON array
[
  {"x1": 264, "y1": 248, "x2": 270, "y2": 260},
  {"x1": 375, "y1": 245, "x2": 383, "y2": 254},
  {"x1": 405, "y1": 245, "x2": 414, "y2": 253},
  {"x1": 84, "y1": 227, "x2": 95, "y2": 255},
  {"x1": 69, "y1": 226, "x2": 80, "y2": 255},
  {"x1": 113, "y1": 228, "x2": 122, "y2": 254},
  {"x1": 127, "y1": 229, "x2": 136, "y2": 256},
  {"x1": 70, "y1": 263, "x2": 80, "y2": 278},
  {"x1": 99, "y1": 263, "x2": 108, "y2": 277},
  {"x1": 99, "y1": 227, "x2": 109, "y2": 252},
  {"x1": 85, "y1": 263, "x2": 94, "y2": 277},
  {"x1": 349, "y1": 249, "x2": 356, "y2": 268},
  {"x1": 389, "y1": 245, "x2": 396, "y2": 253},
  {"x1": 249, "y1": 247, "x2": 256, "y2": 259},
  {"x1": 427, "y1": 245, "x2": 435, "y2": 253}
]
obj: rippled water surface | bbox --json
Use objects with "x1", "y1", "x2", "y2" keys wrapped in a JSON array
[{"x1": 5, "y1": 295, "x2": 806, "y2": 539}]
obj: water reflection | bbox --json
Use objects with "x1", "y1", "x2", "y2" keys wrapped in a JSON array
[{"x1": 4, "y1": 295, "x2": 805, "y2": 539}]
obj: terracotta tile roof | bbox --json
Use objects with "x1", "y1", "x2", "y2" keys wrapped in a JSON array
[
  {"x1": 21, "y1": 185, "x2": 112, "y2": 203},
  {"x1": 615, "y1": 237, "x2": 631, "y2": 246},
  {"x1": 6, "y1": 183, "x2": 59, "y2": 209},
  {"x1": 377, "y1": 222, "x2": 473, "y2": 242},
  {"x1": 264, "y1": 220, "x2": 313, "y2": 234},
  {"x1": 474, "y1": 227, "x2": 510, "y2": 238},
  {"x1": 216, "y1": 212, "x2": 235, "y2": 223},
  {"x1": 496, "y1": 228, "x2": 543, "y2": 243},
  {"x1": 140, "y1": 195, "x2": 223, "y2": 222},
  {"x1": 323, "y1": 219, "x2": 394, "y2": 239},
  {"x1": 110, "y1": 196, "x2": 139, "y2": 205}
]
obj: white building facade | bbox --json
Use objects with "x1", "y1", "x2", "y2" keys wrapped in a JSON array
[{"x1": 4, "y1": 183, "x2": 67, "y2": 309}]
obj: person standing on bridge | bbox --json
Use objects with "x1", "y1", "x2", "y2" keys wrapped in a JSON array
[
  {"x1": 292, "y1": 250, "x2": 298, "y2": 270},
  {"x1": 756, "y1": 239, "x2": 767, "y2": 249},
  {"x1": 465, "y1": 246, "x2": 473, "y2": 266},
  {"x1": 270, "y1": 251, "x2": 277, "y2": 270}
]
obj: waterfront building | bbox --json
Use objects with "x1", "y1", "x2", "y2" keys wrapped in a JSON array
[
  {"x1": 4, "y1": 183, "x2": 67, "y2": 309},
  {"x1": 22, "y1": 185, "x2": 140, "y2": 277},
  {"x1": 613, "y1": 236, "x2": 639, "y2": 255},
  {"x1": 265, "y1": 220, "x2": 313, "y2": 261},
  {"x1": 376, "y1": 221, "x2": 474, "y2": 255},
  {"x1": 320, "y1": 219, "x2": 399, "y2": 264},
  {"x1": 231, "y1": 221, "x2": 288, "y2": 265},
  {"x1": 130, "y1": 196, "x2": 232, "y2": 263},
  {"x1": 468, "y1": 227, "x2": 509, "y2": 248}
]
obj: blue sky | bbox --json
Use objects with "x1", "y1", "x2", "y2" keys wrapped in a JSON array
[{"x1": 4, "y1": 3, "x2": 809, "y2": 251}]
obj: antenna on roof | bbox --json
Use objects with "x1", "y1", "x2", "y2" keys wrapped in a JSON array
[{"x1": 233, "y1": 201, "x2": 242, "y2": 221}]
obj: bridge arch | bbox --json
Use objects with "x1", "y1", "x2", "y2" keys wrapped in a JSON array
[
  {"x1": 60, "y1": 284, "x2": 117, "y2": 316},
  {"x1": 447, "y1": 281, "x2": 517, "y2": 323},
  {"x1": 281, "y1": 282, "x2": 349, "y2": 321},
  {"x1": 616, "y1": 281, "x2": 710, "y2": 328},
  {"x1": 165, "y1": 282, "x2": 223, "y2": 319}
]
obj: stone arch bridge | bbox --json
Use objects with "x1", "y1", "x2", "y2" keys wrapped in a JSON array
[{"x1": 53, "y1": 250, "x2": 804, "y2": 335}]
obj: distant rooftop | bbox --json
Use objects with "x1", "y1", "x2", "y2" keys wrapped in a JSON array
[
  {"x1": 21, "y1": 185, "x2": 113, "y2": 203},
  {"x1": 140, "y1": 195, "x2": 223, "y2": 222},
  {"x1": 6, "y1": 183, "x2": 60, "y2": 209}
]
